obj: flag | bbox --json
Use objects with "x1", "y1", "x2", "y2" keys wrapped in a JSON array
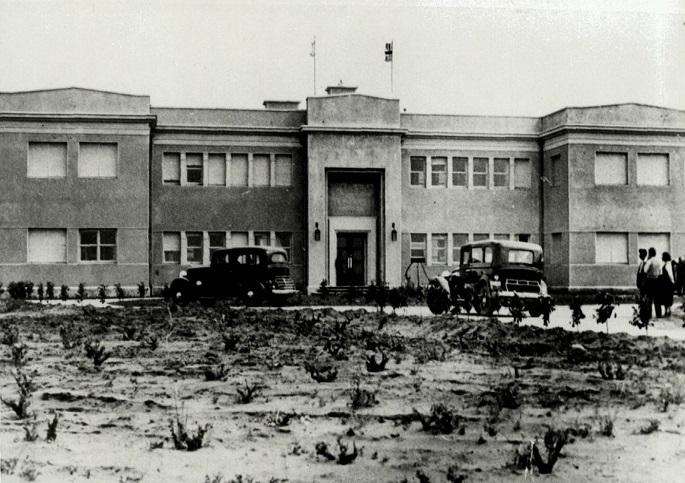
[
  {"x1": 385, "y1": 41, "x2": 393, "y2": 62},
  {"x1": 310, "y1": 37, "x2": 316, "y2": 58}
]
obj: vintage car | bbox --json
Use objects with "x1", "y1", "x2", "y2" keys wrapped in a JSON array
[
  {"x1": 169, "y1": 246, "x2": 298, "y2": 305},
  {"x1": 426, "y1": 240, "x2": 549, "y2": 316}
]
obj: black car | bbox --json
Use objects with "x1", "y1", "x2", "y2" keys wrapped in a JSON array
[
  {"x1": 169, "y1": 246, "x2": 297, "y2": 305},
  {"x1": 426, "y1": 240, "x2": 550, "y2": 316}
]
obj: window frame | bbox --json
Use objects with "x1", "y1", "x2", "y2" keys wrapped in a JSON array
[
  {"x1": 185, "y1": 231, "x2": 204, "y2": 264},
  {"x1": 410, "y1": 233, "x2": 427, "y2": 262},
  {"x1": 430, "y1": 156, "x2": 447, "y2": 187},
  {"x1": 162, "y1": 152, "x2": 181, "y2": 185},
  {"x1": 514, "y1": 158, "x2": 531, "y2": 189},
  {"x1": 452, "y1": 233, "x2": 468, "y2": 265},
  {"x1": 472, "y1": 157, "x2": 489, "y2": 188},
  {"x1": 77, "y1": 142, "x2": 118, "y2": 178},
  {"x1": 163, "y1": 232, "x2": 181, "y2": 264},
  {"x1": 185, "y1": 153, "x2": 203, "y2": 186},
  {"x1": 27, "y1": 228, "x2": 67, "y2": 264},
  {"x1": 595, "y1": 232, "x2": 629, "y2": 265},
  {"x1": 594, "y1": 152, "x2": 628, "y2": 186},
  {"x1": 636, "y1": 153, "x2": 670, "y2": 186},
  {"x1": 430, "y1": 233, "x2": 447, "y2": 265},
  {"x1": 409, "y1": 156, "x2": 426, "y2": 187},
  {"x1": 275, "y1": 232, "x2": 293, "y2": 261},
  {"x1": 274, "y1": 154, "x2": 293, "y2": 187},
  {"x1": 451, "y1": 157, "x2": 468, "y2": 187},
  {"x1": 252, "y1": 154, "x2": 271, "y2": 187},
  {"x1": 208, "y1": 231, "x2": 227, "y2": 256},
  {"x1": 229, "y1": 153, "x2": 249, "y2": 187},
  {"x1": 27, "y1": 142, "x2": 67, "y2": 179},
  {"x1": 207, "y1": 153, "x2": 226, "y2": 186},
  {"x1": 79, "y1": 228, "x2": 117, "y2": 263},
  {"x1": 493, "y1": 158, "x2": 510, "y2": 188}
]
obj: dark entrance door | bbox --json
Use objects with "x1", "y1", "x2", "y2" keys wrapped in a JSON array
[{"x1": 336, "y1": 232, "x2": 366, "y2": 286}]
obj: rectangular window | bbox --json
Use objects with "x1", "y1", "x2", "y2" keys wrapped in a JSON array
[
  {"x1": 27, "y1": 142, "x2": 67, "y2": 178},
  {"x1": 637, "y1": 233, "x2": 670, "y2": 257},
  {"x1": 551, "y1": 233, "x2": 562, "y2": 264},
  {"x1": 79, "y1": 229, "x2": 116, "y2": 262},
  {"x1": 431, "y1": 233, "x2": 447, "y2": 264},
  {"x1": 185, "y1": 153, "x2": 203, "y2": 185},
  {"x1": 595, "y1": 152, "x2": 627, "y2": 185},
  {"x1": 410, "y1": 157, "x2": 426, "y2": 186},
  {"x1": 637, "y1": 153, "x2": 669, "y2": 186},
  {"x1": 78, "y1": 143, "x2": 117, "y2": 177},
  {"x1": 230, "y1": 153, "x2": 248, "y2": 187},
  {"x1": 230, "y1": 231, "x2": 248, "y2": 247},
  {"x1": 452, "y1": 233, "x2": 468, "y2": 264},
  {"x1": 473, "y1": 233, "x2": 489, "y2": 242},
  {"x1": 209, "y1": 231, "x2": 226, "y2": 256},
  {"x1": 207, "y1": 153, "x2": 226, "y2": 186},
  {"x1": 493, "y1": 158, "x2": 509, "y2": 187},
  {"x1": 431, "y1": 157, "x2": 447, "y2": 187},
  {"x1": 254, "y1": 231, "x2": 271, "y2": 246},
  {"x1": 516, "y1": 233, "x2": 531, "y2": 242},
  {"x1": 163, "y1": 232, "x2": 181, "y2": 263},
  {"x1": 253, "y1": 154, "x2": 270, "y2": 187},
  {"x1": 410, "y1": 233, "x2": 427, "y2": 262},
  {"x1": 163, "y1": 153, "x2": 181, "y2": 184},
  {"x1": 186, "y1": 232, "x2": 203, "y2": 264},
  {"x1": 275, "y1": 154, "x2": 292, "y2": 186},
  {"x1": 595, "y1": 233, "x2": 628, "y2": 264},
  {"x1": 473, "y1": 157, "x2": 489, "y2": 187},
  {"x1": 28, "y1": 229, "x2": 67, "y2": 263},
  {"x1": 551, "y1": 155, "x2": 561, "y2": 187},
  {"x1": 452, "y1": 157, "x2": 467, "y2": 187},
  {"x1": 514, "y1": 158, "x2": 531, "y2": 189},
  {"x1": 494, "y1": 233, "x2": 509, "y2": 240},
  {"x1": 275, "y1": 232, "x2": 292, "y2": 260}
]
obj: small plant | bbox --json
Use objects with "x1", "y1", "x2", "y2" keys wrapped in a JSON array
[
  {"x1": 324, "y1": 335, "x2": 347, "y2": 360},
  {"x1": 597, "y1": 360, "x2": 626, "y2": 380},
  {"x1": 8, "y1": 281, "x2": 32, "y2": 299},
  {"x1": 540, "y1": 296, "x2": 555, "y2": 327},
  {"x1": 222, "y1": 332, "x2": 240, "y2": 352},
  {"x1": 413, "y1": 403, "x2": 461, "y2": 434},
  {"x1": 630, "y1": 303, "x2": 652, "y2": 333},
  {"x1": 509, "y1": 294, "x2": 525, "y2": 324},
  {"x1": 315, "y1": 438, "x2": 358, "y2": 465},
  {"x1": 235, "y1": 380, "x2": 261, "y2": 404},
  {"x1": 319, "y1": 279, "x2": 329, "y2": 299},
  {"x1": 388, "y1": 286, "x2": 409, "y2": 314},
  {"x1": 349, "y1": 375, "x2": 378, "y2": 410},
  {"x1": 98, "y1": 284, "x2": 107, "y2": 303},
  {"x1": 446, "y1": 465, "x2": 467, "y2": 483},
  {"x1": 1, "y1": 370, "x2": 35, "y2": 419},
  {"x1": 569, "y1": 296, "x2": 585, "y2": 328},
  {"x1": 597, "y1": 412, "x2": 615, "y2": 437},
  {"x1": 46, "y1": 412, "x2": 59, "y2": 442},
  {"x1": 115, "y1": 282, "x2": 125, "y2": 300},
  {"x1": 60, "y1": 284, "x2": 69, "y2": 301},
  {"x1": 169, "y1": 413, "x2": 210, "y2": 451},
  {"x1": 46, "y1": 281, "x2": 55, "y2": 300},
  {"x1": 204, "y1": 363, "x2": 228, "y2": 381},
  {"x1": 60, "y1": 322, "x2": 83, "y2": 350},
  {"x1": 514, "y1": 426, "x2": 567, "y2": 474},
  {"x1": 594, "y1": 292, "x2": 616, "y2": 334},
  {"x1": 139, "y1": 332, "x2": 159, "y2": 351},
  {"x1": 137, "y1": 281, "x2": 146, "y2": 298},
  {"x1": 304, "y1": 361, "x2": 338, "y2": 382},
  {"x1": 11, "y1": 342, "x2": 28, "y2": 367},
  {"x1": 639, "y1": 419, "x2": 660, "y2": 435},
  {"x1": 2, "y1": 324, "x2": 19, "y2": 346},
  {"x1": 77, "y1": 283, "x2": 85, "y2": 302},
  {"x1": 83, "y1": 338, "x2": 111, "y2": 370},
  {"x1": 657, "y1": 383, "x2": 683, "y2": 412},
  {"x1": 37, "y1": 283, "x2": 44, "y2": 303},
  {"x1": 414, "y1": 341, "x2": 447, "y2": 364},
  {"x1": 23, "y1": 419, "x2": 39, "y2": 442},
  {"x1": 366, "y1": 349, "x2": 389, "y2": 372}
]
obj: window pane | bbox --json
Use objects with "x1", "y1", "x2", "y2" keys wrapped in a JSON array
[
  {"x1": 595, "y1": 153, "x2": 627, "y2": 185},
  {"x1": 431, "y1": 233, "x2": 447, "y2": 264},
  {"x1": 452, "y1": 157, "x2": 467, "y2": 187},
  {"x1": 637, "y1": 233, "x2": 670, "y2": 257},
  {"x1": 471, "y1": 247, "x2": 484, "y2": 263},
  {"x1": 186, "y1": 153, "x2": 203, "y2": 184},
  {"x1": 99, "y1": 245, "x2": 116, "y2": 261},
  {"x1": 596, "y1": 233, "x2": 628, "y2": 264},
  {"x1": 230, "y1": 231, "x2": 248, "y2": 247},
  {"x1": 80, "y1": 229, "x2": 98, "y2": 245},
  {"x1": 431, "y1": 157, "x2": 447, "y2": 187},
  {"x1": 410, "y1": 157, "x2": 426, "y2": 186},
  {"x1": 494, "y1": 233, "x2": 509, "y2": 240},
  {"x1": 473, "y1": 233, "x2": 489, "y2": 241},
  {"x1": 99, "y1": 229, "x2": 116, "y2": 245},
  {"x1": 28, "y1": 229, "x2": 67, "y2": 263},
  {"x1": 452, "y1": 233, "x2": 468, "y2": 264},
  {"x1": 186, "y1": 231, "x2": 203, "y2": 263},
  {"x1": 209, "y1": 231, "x2": 226, "y2": 248},
  {"x1": 163, "y1": 232, "x2": 181, "y2": 263},
  {"x1": 508, "y1": 250, "x2": 533, "y2": 264},
  {"x1": 493, "y1": 158, "x2": 509, "y2": 187},
  {"x1": 473, "y1": 158, "x2": 488, "y2": 187},
  {"x1": 207, "y1": 154, "x2": 226, "y2": 186},
  {"x1": 254, "y1": 231, "x2": 270, "y2": 246},
  {"x1": 28, "y1": 142, "x2": 67, "y2": 178},
  {"x1": 484, "y1": 247, "x2": 493, "y2": 264},
  {"x1": 516, "y1": 233, "x2": 530, "y2": 242},
  {"x1": 275, "y1": 232, "x2": 292, "y2": 260},
  {"x1": 637, "y1": 154, "x2": 669, "y2": 186},
  {"x1": 163, "y1": 153, "x2": 181, "y2": 184},
  {"x1": 410, "y1": 233, "x2": 427, "y2": 261},
  {"x1": 230, "y1": 154, "x2": 248, "y2": 187},
  {"x1": 79, "y1": 143, "x2": 117, "y2": 177},
  {"x1": 514, "y1": 158, "x2": 531, "y2": 189},
  {"x1": 275, "y1": 155, "x2": 292, "y2": 186},
  {"x1": 253, "y1": 154, "x2": 270, "y2": 186}
]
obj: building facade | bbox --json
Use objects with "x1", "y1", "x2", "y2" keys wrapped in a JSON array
[{"x1": 1, "y1": 87, "x2": 683, "y2": 294}]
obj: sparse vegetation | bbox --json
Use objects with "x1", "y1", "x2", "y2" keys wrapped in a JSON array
[
  {"x1": 137, "y1": 281, "x2": 146, "y2": 298},
  {"x1": 115, "y1": 282, "x2": 125, "y2": 300},
  {"x1": 315, "y1": 438, "x2": 358, "y2": 465},
  {"x1": 594, "y1": 292, "x2": 616, "y2": 333},
  {"x1": 169, "y1": 412, "x2": 210, "y2": 451},
  {"x1": 2, "y1": 324, "x2": 20, "y2": 346},
  {"x1": 77, "y1": 283, "x2": 85, "y2": 302},
  {"x1": 23, "y1": 419, "x2": 39, "y2": 442},
  {"x1": 11, "y1": 342, "x2": 28, "y2": 367},
  {"x1": 365, "y1": 349, "x2": 389, "y2": 372},
  {"x1": 514, "y1": 427, "x2": 567, "y2": 474},
  {"x1": 304, "y1": 361, "x2": 338, "y2": 382},
  {"x1": 235, "y1": 380, "x2": 261, "y2": 404},
  {"x1": 83, "y1": 338, "x2": 111, "y2": 369},
  {"x1": 46, "y1": 281, "x2": 55, "y2": 300},
  {"x1": 412, "y1": 403, "x2": 462, "y2": 434},
  {"x1": 46, "y1": 413, "x2": 59, "y2": 442},
  {"x1": 60, "y1": 322, "x2": 83, "y2": 350},
  {"x1": 569, "y1": 296, "x2": 585, "y2": 328},
  {"x1": 349, "y1": 375, "x2": 378, "y2": 409},
  {"x1": 60, "y1": 284, "x2": 69, "y2": 301},
  {"x1": 639, "y1": 418, "x2": 660, "y2": 434},
  {"x1": 1, "y1": 371, "x2": 34, "y2": 419}
]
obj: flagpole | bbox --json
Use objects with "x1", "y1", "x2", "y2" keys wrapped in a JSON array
[
  {"x1": 311, "y1": 36, "x2": 317, "y2": 96},
  {"x1": 391, "y1": 40, "x2": 394, "y2": 95}
]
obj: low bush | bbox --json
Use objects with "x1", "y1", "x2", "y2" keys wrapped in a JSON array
[
  {"x1": 1, "y1": 370, "x2": 35, "y2": 419},
  {"x1": 2, "y1": 324, "x2": 19, "y2": 346},
  {"x1": 83, "y1": 338, "x2": 111, "y2": 370},
  {"x1": 639, "y1": 418, "x2": 660, "y2": 435},
  {"x1": 514, "y1": 427, "x2": 567, "y2": 474},
  {"x1": 412, "y1": 403, "x2": 461, "y2": 434},
  {"x1": 235, "y1": 380, "x2": 261, "y2": 404},
  {"x1": 60, "y1": 284, "x2": 69, "y2": 301},
  {"x1": 46, "y1": 413, "x2": 59, "y2": 442},
  {"x1": 365, "y1": 349, "x2": 389, "y2": 372},
  {"x1": 169, "y1": 414, "x2": 210, "y2": 451},
  {"x1": 11, "y1": 342, "x2": 28, "y2": 367},
  {"x1": 46, "y1": 281, "x2": 55, "y2": 300},
  {"x1": 315, "y1": 437, "x2": 358, "y2": 465},
  {"x1": 304, "y1": 361, "x2": 338, "y2": 383},
  {"x1": 349, "y1": 376, "x2": 378, "y2": 410}
]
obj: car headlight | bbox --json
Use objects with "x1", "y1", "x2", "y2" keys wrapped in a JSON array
[
  {"x1": 493, "y1": 274, "x2": 499, "y2": 281},
  {"x1": 539, "y1": 280, "x2": 548, "y2": 296},
  {"x1": 179, "y1": 270, "x2": 187, "y2": 278},
  {"x1": 440, "y1": 270, "x2": 450, "y2": 278},
  {"x1": 196, "y1": 280, "x2": 202, "y2": 286}
]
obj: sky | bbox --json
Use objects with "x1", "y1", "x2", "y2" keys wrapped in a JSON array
[{"x1": 0, "y1": 0, "x2": 683, "y2": 116}]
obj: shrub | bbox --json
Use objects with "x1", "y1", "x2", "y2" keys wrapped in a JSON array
[
  {"x1": 77, "y1": 283, "x2": 85, "y2": 302},
  {"x1": 115, "y1": 282, "x2": 125, "y2": 300},
  {"x1": 366, "y1": 349, "x2": 389, "y2": 372},
  {"x1": 98, "y1": 284, "x2": 107, "y2": 303},
  {"x1": 83, "y1": 338, "x2": 111, "y2": 370},
  {"x1": 304, "y1": 361, "x2": 338, "y2": 383},
  {"x1": 60, "y1": 284, "x2": 69, "y2": 301},
  {"x1": 8, "y1": 281, "x2": 30, "y2": 300},
  {"x1": 658, "y1": 383, "x2": 683, "y2": 412},
  {"x1": 509, "y1": 294, "x2": 525, "y2": 325},
  {"x1": 222, "y1": 332, "x2": 240, "y2": 352},
  {"x1": 514, "y1": 427, "x2": 567, "y2": 474},
  {"x1": 23, "y1": 419, "x2": 39, "y2": 442},
  {"x1": 318, "y1": 279, "x2": 329, "y2": 299},
  {"x1": 597, "y1": 412, "x2": 615, "y2": 437},
  {"x1": 11, "y1": 342, "x2": 28, "y2": 367},
  {"x1": 2, "y1": 324, "x2": 19, "y2": 346},
  {"x1": 46, "y1": 413, "x2": 59, "y2": 442},
  {"x1": 37, "y1": 283, "x2": 44, "y2": 303},
  {"x1": 414, "y1": 341, "x2": 447, "y2": 364},
  {"x1": 315, "y1": 438, "x2": 358, "y2": 465},
  {"x1": 46, "y1": 281, "x2": 55, "y2": 300},
  {"x1": 630, "y1": 303, "x2": 652, "y2": 333},
  {"x1": 349, "y1": 375, "x2": 378, "y2": 410},
  {"x1": 639, "y1": 419, "x2": 660, "y2": 434},
  {"x1": 1, "y1": 370, "x2": 34, "y2": 419},
  {"x1": 169, "y1": 415, "x2": 210, "y2": 451},
  {"x1": 235, "y1": 380, "x2": 261, "y2": 404},
  {"x1": 412, "y1": 403, "x2": 461, "y2": 434},
  {"x1": 388, "y1": 286, "x2": 409, "y2": 314},
  {"x1": 594, "y1": 292, "x2": 616, "y2": 334},
  {"x1": 569, "y1": 296, "x2": 585, "y2": 328},
  {"x1": 137, "y1": 281, "x2": 146, "y2": 298},
  {"x1": 597, "y1": 360, "x2": 626, "y2": 380},
  {"x1": 204, "y1": 363, "x2": 228, "y2": 381},
  {"x1": 540, "y1": 296, "x2": 555, "y2": 327},
  {"x1": 60, "y1": 322, "x2": 83, "y2": 350}
]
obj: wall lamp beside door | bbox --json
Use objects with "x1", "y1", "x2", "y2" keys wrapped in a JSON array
[
  {"x1": 391, "y1": 222, "x2": 397, "y2": 242},
  {"x1": 314, "y1": 222, "x2": 321, "y2": 241}
]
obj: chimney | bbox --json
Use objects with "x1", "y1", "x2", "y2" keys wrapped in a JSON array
[
  {"x1": 263, "y1": 100, "x2": 300, "y2": 110},
  {"x1": 325, "y1": 80, "x2": 357, "y2": 96}
]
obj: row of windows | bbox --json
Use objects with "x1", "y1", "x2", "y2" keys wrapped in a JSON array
[
  {"x1": 162, "y1": 152, "x2": 293, "y2": 187},
  {"x1": 553, "y1": 232, "x2": 671, "y2": 265},
  {"x1": 162, "y1": 230, "x2": 293, "y2": 264},
  {"x1": 27, "y1": 142, "x2": 117, "y2": 178},
  {"x1": 550, "y1": 152, "x2": 671, "y2": 187},
  {"x1": 27, "y1": 229, "x2": 117, "y2": 263},
  {"x1": 409, "y1": 156, "x2": 532, "y2": 189},
  {"x1": 409, "y1": 232, "x2": 531, "y2": 265}
]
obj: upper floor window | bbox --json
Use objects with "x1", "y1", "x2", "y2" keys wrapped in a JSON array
[
  {"x1": 79, "y1": 229, "x2": 117, "y2": 262},
  {"x1": 28, "y1": 142, "x2": 67, "y2": 178},
  {"x1": 207, "y1": 153, "x2": 226, "y2": 186},
  {"x1": 410, "y1": 233, "x2": 427, "y2": 262},
  {"x1": 78, "y1": 143, "x2": 117, "y2": 178},
  {"x1": 452, "y1": 157, "x2": 467, "y2": 187},
  {"x1": 550, "y1": 155, "x2": 561, "y2": 187},
  {"x1": 473, "y1": 233, "x2": 489, "y2": 242},
  {"x1": 473, "y1": 158, "x2": 489, "y2": 187},
  {"x1": 410, "y1": 157, "x2": 426, "y2": 186},
  {"x1": 254, "y1": 231, "x2": 271, "y2": 246},
  {"x1": 230, "y1": 154, "x2": 248, "y2": 187},
  {"x1": 637, "y1": 153, "x2": 669, "y2": 186},
  {"x1": 275, "y1": 155, "x2": 293, "y2": 186},
  {"x1": 163, "y1": 153, "x2": 181, "y2": 185},
  {"x1": 595, "y1": 152, "x2": 627, "y2": 185},
  {"x1": 431, "y1": 157, "x2": 447, "y2": 187},
  {"x1": 185, "y1": 153, "x2": 203, "y2": 185},
  {"x1": 493, "y1": 158, "x2": 509, "y2": 187},
  {"x1": 514, "y1": 158, "x2": 531, "y2": 189},
  {"x1": 28, "y1": 229, "x2": 67, "y2": 263},
  {"x1": 253, "y1": 154, "x2": 270, "y2": 187},
  {"x1": 431, "y1": 233, "x2": 447, "y2": 264},
  {"x1": 595, "y1": 232, "x2": 628, "y2": 264},
  {"x1": 516, "y1": 233, "x2": 531, "y2": 242},
  {"x1": 163, "y1": 232, "x2": 180, "y2": 263}
]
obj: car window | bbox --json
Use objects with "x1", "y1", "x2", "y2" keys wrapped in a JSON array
[
  {"x1": 233, "y1": 252, "x2": 262, "y2": 265},
  {"x1": 461, "y1": 249, "x2": 471, "y2": 265},
  {"x1": 484, "y1": 247, "x2": 493, "y2": 264},
  {"x1": 471, "y1": 247, "x2": 483, "y2": 263},
  {"x1": 270, "y1": 253, "x2": 287, "y2": 263},
  {"x1": 508, "y1": 249, "x2": 534, "y2": 264},
  {"x1": 214, "y1": 253, "x2": 230, "y2": 265}
]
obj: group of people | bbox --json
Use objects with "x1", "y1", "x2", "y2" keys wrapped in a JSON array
[{"x1": 637, "y1": 248, "x2": 683, "y2": 318}]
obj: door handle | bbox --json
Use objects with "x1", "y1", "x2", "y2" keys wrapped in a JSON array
[{"x1": 347, "y1": 256, "x2": 352, "y2": 269}]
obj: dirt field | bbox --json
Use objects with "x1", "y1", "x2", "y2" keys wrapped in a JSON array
[{"x1": 1, "y1": 301, "x2": 684, "y2": 482}]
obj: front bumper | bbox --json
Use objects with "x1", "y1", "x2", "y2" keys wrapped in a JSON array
[
  {"x1": 271, "y1": 289, "x2": 299, "y2": 296},
  {"x1": 496, "y1": 290, "x2": 543, "y2": 300}
]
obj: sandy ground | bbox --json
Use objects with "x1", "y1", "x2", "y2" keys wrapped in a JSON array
[{"x1": 1, "y1": 301, "x2": 684, "y2": 482}]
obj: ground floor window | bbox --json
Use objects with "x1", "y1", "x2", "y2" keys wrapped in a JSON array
[
  {"x1": 163, "y1": 232, "x2": 181, "y2": 263},
  {"x1": 209, "y1": 232, "x2": 226, "y2": 256},
  {"x1": 452, "y1": 233, "x2": 468, "y2": 265},
  {"x1": 431, "y1": 233, "x2": 447, "y2": 264},
  {"x1": 28, "y1": 229, "x2": 67, "y2": 263},
  {"x1": 637, "y1": 233, "x2": 670, "y2": 257},
  {"x1": 275, "y1": 232, "x2": 292, "y2": 260},
  {"x1": 595, "y1": 232, "x2": 628, "y2": 264},
  {"x1": 186, "y1": 232, "x2": 203, "y2": 264},
  {"x1": 410, "y1": 233, "x2": 427, "y2": 262},
  {"x1": 473, "y1": 233, "x2": 489, "y2": 242},
  {"x1": 494, "y1": 233, "x2": 509, "y2": 240},
  {"x1": 254, "y1": 231, "x2": 271, "y2": 246},
  {"x1": 230, "y1": 231, "x2": 249, "y2": 247},
  {"x1": 516, "y1": 233, "x2": 530, "y2": 242},
  {"x1": 79, "y1": 229, "x2": 117, "y2": 262}
]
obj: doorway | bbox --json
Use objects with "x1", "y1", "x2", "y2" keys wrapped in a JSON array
[{"x1": 335, "y1": 232, "x2": 367, "y2": 286}]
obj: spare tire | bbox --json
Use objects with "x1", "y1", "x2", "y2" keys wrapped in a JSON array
[
  {"x1": 426, "y1": 285, "x2": 450, "y2": 315},
  {"x1": 169, "y1": 279, "x2": 192, "y2": 307}
]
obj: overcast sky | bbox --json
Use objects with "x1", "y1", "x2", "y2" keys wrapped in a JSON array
[{"x1": 0, "y1": 0, "x2": 683, "y2": 116}]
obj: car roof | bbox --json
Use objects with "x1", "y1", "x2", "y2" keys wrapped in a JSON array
[
  {"x1": 462, "y1": 239, "x2": 543, "y2": 251},
  {"x1": 211, "y1": 246, "x2": 288, "y2": 257}
]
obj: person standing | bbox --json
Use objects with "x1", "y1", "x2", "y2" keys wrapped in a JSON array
[
  {"x1": 643, "y1": 247, "x2": 663, "y2": 318},
  {"x1": 660, "y1": 252, "x2": 675, "y2": 317},
  {"x1": 636, "y1": 248, "x2": 647, "y2": 298},
  {"x1": 676, "y1": 256, "x2": 685, "y2": 296}
]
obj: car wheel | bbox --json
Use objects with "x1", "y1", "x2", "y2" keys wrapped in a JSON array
[
  {"x1": 426, "y1": 285, "x2": 450, "y2": 315},
  {"x1": 170, "y1": 280, "x2": 192, "y2": 307},
  {"x1": 527, "y1": 305, "x2": 542, "y2": 317},
  {"x1": 474, "y1": 283, "x2": 494, "y2": 316}
]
